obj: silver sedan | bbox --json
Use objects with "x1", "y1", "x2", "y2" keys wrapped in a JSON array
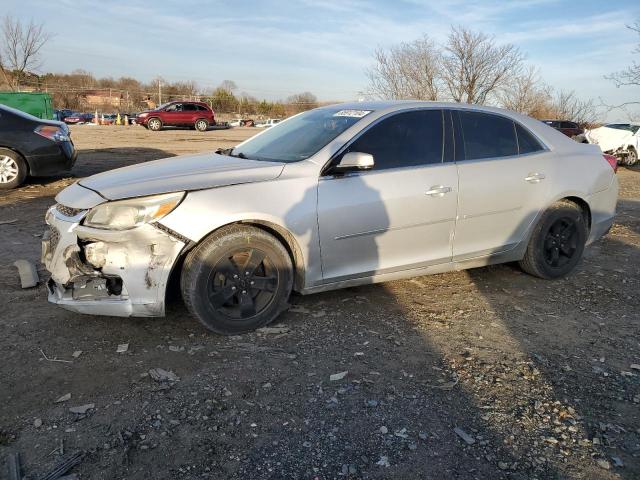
[{"x1": 43, "y1": 102, "x2": 618, "y2": 334}]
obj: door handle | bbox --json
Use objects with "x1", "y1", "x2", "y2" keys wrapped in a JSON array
[
  {"x1": 425, "y1": 185, "x2": 452, "y2": 197},
  {"x1": 525, "y1": 173, "x2": 546, "y2": 183}
]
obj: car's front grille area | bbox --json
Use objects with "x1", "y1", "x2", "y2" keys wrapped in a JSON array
[
  {"x1": 49, "y1": 226, "x2": 60, "y2": 253},
  {"x1": 56, "y1": 203, "x2": 86, "y2": 218}
]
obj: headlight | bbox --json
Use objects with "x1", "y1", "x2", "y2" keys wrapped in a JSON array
[{"x1": 83, "y1": 192, "x2": 184, "y2": 230}]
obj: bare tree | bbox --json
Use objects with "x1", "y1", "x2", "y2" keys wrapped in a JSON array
[
  {"x1": 441, "y1": 26, "x2": 524, "y2": 104},
  {"x1": 498, "y1": 66, "x2": 552, "y2": 117},
  {"x1": 210, "y1": 87, "x2": 238, "y2": 113},
  {"x1": 606, "y1": 20, "x2": 640, "y2": 88},
  {"x1": 549, "y1": 90, "x2": 596, "y2": 125},
  {"x1": 219, "y1": 80, "x2": 238, "y2": 93},
  {"x1": 602, "y1": 20, "x2": 639, "y2": 116},
  {"x1": 286, "y1": 91, "x2": 318, "y2": 113},
  {"x1": 0, "y1": 15, "x2": 52, "y2": 90},
  {"x1": 365, "y1": 36, "x2": 441, "y2": 100}
]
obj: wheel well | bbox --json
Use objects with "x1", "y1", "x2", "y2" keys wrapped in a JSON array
[
  {"x1": 166, "y1": 220, "x2": 306, "y2": 297},
  {"x1": 562, "y1": 196, "x2": 591, "y2": 231},
  {"x1": 239, "y1": 220, "x2": 305, "y2": 291},
  {"x1": 0, "y1": 146, "x2": 30, "y2": 175}
]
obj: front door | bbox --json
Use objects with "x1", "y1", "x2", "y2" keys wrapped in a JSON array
[
  {"x1": 317, "y1": 109, "x2": 458, "y2": 282},
  {"x1": 164, "y1": 103, "x2": 189, "y2": 125}
]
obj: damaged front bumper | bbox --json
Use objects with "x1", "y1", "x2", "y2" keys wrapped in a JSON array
[{"x1": 42, "y1": 204, "x2": 187, "y2": 317}]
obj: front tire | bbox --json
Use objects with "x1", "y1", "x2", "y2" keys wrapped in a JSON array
[
  {"x1": 195, "y1": 119, "x2": 209, "y2": 132},
  {"x1": 519, "y1": 200, "x2": 587, "y2": 279},
  {"x1": 147, "y1": 117, "x2": 162, "y2": 131},
  {"x1": 0, "y1": 149, "x2": 28, "y2": 189},
  {"x1": 181, "y1": 225, "x2": 293, "y2": 334},
  {"x1": 625, "y1": 147, "x2": 637, "y2": 166}
]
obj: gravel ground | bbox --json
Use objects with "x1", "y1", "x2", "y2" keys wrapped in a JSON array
[{"x1": 0, "y1": 125, "x2": 639, "y2": 479}]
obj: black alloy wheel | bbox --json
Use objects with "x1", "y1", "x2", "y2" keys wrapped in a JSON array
[
  {"x1": 181, "y1": 225, "x2": 293, "y2": 334},
  {"x1": 542, "y1": 217, "x2": 579, "y2": 268},
  {"x1": 206, "y1": 247, "x2": 278, "y2": 320}
]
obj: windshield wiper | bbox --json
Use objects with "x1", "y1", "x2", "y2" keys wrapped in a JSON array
[{"x1": 215, "y1": 147, "x2": 249, "y2": 159}]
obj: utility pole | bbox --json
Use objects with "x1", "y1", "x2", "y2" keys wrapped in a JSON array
[{"x1": 158, "y1": 78, "x2": 162, "y2": 104}]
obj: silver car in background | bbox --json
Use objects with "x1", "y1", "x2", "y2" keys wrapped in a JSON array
[{"x1": 43, "y1": 102, "x2": 618, "y2": 334}]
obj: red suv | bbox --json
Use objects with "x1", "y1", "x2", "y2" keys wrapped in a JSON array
[
  {"x1": 136, "y1": 101, "x2": 215, "y2": 132},
  {"x1": 542, "y1": 120, "x2": 583, "y2": 139}
]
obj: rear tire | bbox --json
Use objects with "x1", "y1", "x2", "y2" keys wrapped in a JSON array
[
  {"x1": 519, "y1": 200, "x2": 587, "y2": 279},
  {"x1": 181, "y1": 225, "x2": 293, "y2": 335},
  {"x1": 195, "y1": 119, "x2": 209, "y2": 132},
  {"x1": 147, "y1": 117, "x2": 162, "y2": 131},
  {"x1": 0, "y1": 148, "x2": 28, "y2": 190}
]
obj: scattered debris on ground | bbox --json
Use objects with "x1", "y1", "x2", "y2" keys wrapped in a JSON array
[
  {"x1": 148, "y1": 368, "x2": 180, "y2": 382},
  {"x1": 13, "y1": 259, "x2": 38, "y2": 288}
]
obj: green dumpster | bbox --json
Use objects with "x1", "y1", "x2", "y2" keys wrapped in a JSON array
[{"x1": 0, "y1": 92, "x2": 54, "y2": 120}]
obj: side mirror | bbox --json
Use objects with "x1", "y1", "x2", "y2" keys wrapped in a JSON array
[{"x1": 334, "y1": 152, "x2": 374, "y2": 172}]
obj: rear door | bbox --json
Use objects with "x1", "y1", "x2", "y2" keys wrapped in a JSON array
[
  {"x1": 452, "y1": 110, "x2": 553, "y2": 260},
  {"x1": 317, "y1": 109, "x2": 458, "y2": 282},
  {"x1": 182, "y1": 103, "x2": 199, "y2": 125}
]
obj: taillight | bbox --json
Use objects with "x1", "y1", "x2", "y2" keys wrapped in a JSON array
[
  {"x1": 603, "y1": 154, "x2": 618, "y2": 173},
  {"x1": 35, "y1": 125, "x2": 70, "y2": 143}
]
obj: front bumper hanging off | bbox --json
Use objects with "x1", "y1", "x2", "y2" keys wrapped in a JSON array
[{"x1": 42, "y1": 204, "x2": 187, "y2": 317}]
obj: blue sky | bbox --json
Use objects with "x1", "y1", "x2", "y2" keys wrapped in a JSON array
[{"x1": 5, "y1": 0, "x2": 640, "y2": 119}]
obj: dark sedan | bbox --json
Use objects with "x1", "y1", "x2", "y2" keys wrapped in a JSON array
[{"x1": 0, "y1": 104, "x2": 77, "y2": 189}]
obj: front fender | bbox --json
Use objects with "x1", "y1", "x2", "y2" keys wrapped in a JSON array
[{"x1": 158, "y1": 176, "x2": 322, "y2": 288}]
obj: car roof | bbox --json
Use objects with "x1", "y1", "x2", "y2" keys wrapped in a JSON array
[
  {"x1": 168, "y1": 100, "x2": 208, "y2": 105},
  {"x1": 317, "y1": 100, "x2": 537, "y2": 117},
  {"x1": 312, "y1": 100, "x2": 587, "y2": 154}
]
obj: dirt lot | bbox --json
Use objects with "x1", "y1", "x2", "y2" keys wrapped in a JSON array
[{"x1": 1, "y1": 125, "x2": 639, "y2": 479}]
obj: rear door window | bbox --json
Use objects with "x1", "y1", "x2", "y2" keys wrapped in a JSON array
[
  {"x1": 346, "y1": 109, "x2": 444, "y2": 170},
  {"x1": 458, "y1": 111, "x2": 518, "y2": 160},
  {"x1": 515, "y1": 123, "x2": 545, "y2": 155}
]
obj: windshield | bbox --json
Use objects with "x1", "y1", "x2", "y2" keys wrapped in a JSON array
[{"x1": 232, "y1": 107, "x2": 372, "y2": 162}]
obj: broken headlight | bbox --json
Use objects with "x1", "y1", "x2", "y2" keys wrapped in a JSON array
[{"x1": 83, "y1": 192, "x2": 184, "y2": 230}]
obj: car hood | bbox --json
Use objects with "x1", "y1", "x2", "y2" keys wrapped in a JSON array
[{"x1": 78, "y1": 153, "x2": 285, "y2": 201}]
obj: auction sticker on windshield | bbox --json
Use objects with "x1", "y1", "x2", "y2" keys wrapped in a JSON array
[{"x1": 333, "y1": 110, "x2": 372, "y2": 118}]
